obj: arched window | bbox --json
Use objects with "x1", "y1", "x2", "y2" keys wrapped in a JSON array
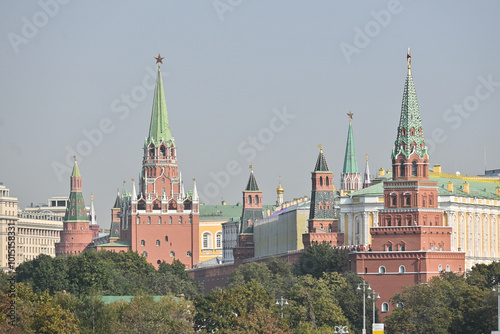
[
  {"x1": 170, "y1": 251, "x2": 175, "y2": 257},
  {"x1": 187, "y1": 251, "x2": 192, "y2": 257},
  {"x1": 179, "y1": 217, "x2": 182, "y2": 224},
  {"x1": 147, "y1": 217, "x2": 151, "y2": 224},
  {"x1": 255, "y1": 195, "x2": 259, "y2": 204},
  {"x1": 397, "y1": 302, "x2": 404, "y2": 309},
  {"x1": 149, "y1": 147, "x2": 155, "y2": 158},
  {"x1": 142, "y1": 251, "x2": 147, "y2": 257},
  {"x1": 400, "y1": 161, "x2": 405, "y2": 177},
  {"x1": 158, "y1": 217, "x2": 162, "y2": 224},
  {"x1": 326, "y1": 177, "x2": 329, "y2": 186},
  {"x1": 381, "y1": 302, "x2": 389, "y2": 312},
  {"x1": 399, "y1": 265, "x2": 406, "y2": 273},
  {"x1": 165, "y1": 236, "x2": 168, "y2": 242},
  {"x1": 140, "y1": 240, "x2": 145, "y2": 246},
  {"x1": 391, "y1": 195, "x2": 397, "y2": 206},
  {"x1": 216, "y1": 231, "x2": 222, "y2": 249},
  {"x1": 320, "y1": 176, "x2": 323, "y2": 186},
  {"x1": 169, "y1": 217, "x2": 172, "y2": 224},
  {"x1": 438, "y1": 264, "x2": 443, "y2": 272},
  {"x1": 156, "y1": 240, "x2": 160, "y2": 246},
  {"x1": 379, "y1": 266, "x2": 386, "y2": 274},
  {"x1": 446, "y1": 264, "x2": 450, "y2": 272},
  {"x1": 189, "y1": 216, "x2": 192, "y2": 224},
  {"x1": 248, "y1": 195, "x2": 252, "y2": 204},
  {"x1": 160, "y1": 146, "x2": 167, "y2": 157},
  {"x1": 412, "y1": 161, "x2": 417, "y2": 176},
  {"x1": 137, "y1": 217, "x2": 140, "y2": 225},
  {"x1": 202, "y1": 232, "x2": 213, "y2": 249}
]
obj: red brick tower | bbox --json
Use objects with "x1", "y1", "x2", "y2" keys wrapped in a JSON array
[
  {"x1": 303, "y1": 146, "x2": 344, "y2": 247},
  {"x1": 233, "y1": 167, "x2": 263, "y2": 265},
  {"x1": 118, "y1": 55, "x2": 199, "y2": 269},
  {"x1": 55, "y1": 159, "x2": 93, "y2": 256},
  {"x1": 351, "y1": 50, "x2": 465, "y2": 317}
]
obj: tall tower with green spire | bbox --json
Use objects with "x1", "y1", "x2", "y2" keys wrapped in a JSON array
[
  {"x1": 391, "y1": 48, "x2": 429, "y2": 180},
  {"x1": 55, "y1": 158, "x2": 93, "y2": 256},
  {"x1": 114, "y1": 54, "x2": 199, "y2": 269},
  {"x1": 341, "y1": 112, "x2": 362, "y2": 193}
]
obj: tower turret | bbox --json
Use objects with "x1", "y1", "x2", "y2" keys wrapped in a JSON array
[
  {"x1": 362, "y1": 154, "x2": 372, "y2": 188},
  {"x1": 276, "y1": 176, "x2": 284, "y2": 206}
]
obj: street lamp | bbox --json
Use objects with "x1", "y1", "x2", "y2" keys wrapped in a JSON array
[
  {"x1": 334, "y1": 325, "x2": 349, "y2": 333},
  {"x1": 275, "y1": 296, "x2": 288, "y2": 319},
  {"x1": 493, "y1": 283, "x2": 500, "y2": 332},
  {"x1": 357, "y1": 282, "x2": 371, "y2": 334},
  {"x1": 368, "y1": 290, "x2": 380, "y2": 325}
]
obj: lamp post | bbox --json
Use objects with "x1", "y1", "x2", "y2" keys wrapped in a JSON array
[
  {"x1": 493, "y1": 283, "x2": 500, "y2": 332},
  {"x1": 357, "y1": 282, "x2": 371, "y2": 334},
  {"x1": 275, "y1": 296, "x2": 288, "y2": 319},
  {"x1": 368, "y1": 290, "x2": 380, "y2": 325}
]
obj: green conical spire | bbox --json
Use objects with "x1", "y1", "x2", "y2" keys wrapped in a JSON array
[
  {"x1": 245, "y1": 167, "x2": 260, "y2": 191},
  {"x1": 342, "y1": 113, "x2": 359, "y2": 174},
  {"x1": 393, "y1": 49, "x2": 427, "y2": 159},
  {"x1": 147, "y1": 59, "x2": 173, "y2": 145},
  {"x1": 65, "y1": 159, "x2": 88, "y2": 222},
  {"x1": 71, "y1": 159, "x2": 81, "y2": 177}
]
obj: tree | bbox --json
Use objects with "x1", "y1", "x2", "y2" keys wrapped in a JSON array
[{"x1": 293, "y1": 242, "x2": 348, "y2": 278}]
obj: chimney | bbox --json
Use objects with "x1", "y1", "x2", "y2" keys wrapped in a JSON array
[
  {"x1": 463, "y1": 182, "x2": 470, "y2": 194},
  {"x1": 434, "y1": 164, "x2": 442, "y2": 174},
  {"x1": 447, "y1": 182, "x2": 454, "y2": 193},
  {"x1": 378, "y1": 168, "x2": 385, "y2": 177}
]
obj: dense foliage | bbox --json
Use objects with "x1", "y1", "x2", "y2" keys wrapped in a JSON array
[{"x1": 3, "y1": 243, "x2": 500, "y2": 333}]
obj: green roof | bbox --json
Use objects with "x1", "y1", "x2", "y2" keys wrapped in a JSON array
[
  {"x1": 95, "y1": 240, "x2": 131, "y2": 248},
  {"x1": 393, "y1": 56, "x2": 427, "y2": 159},
  {"x1": 71, "y1": 160, "x2": 81, "y2": 177},
  {"x1": 199, "y1": 204, "x2": 275, "y2": 222},
  {"x1": 314, "y1": 149, "x2": 330, "y2": 172},
  {"x1": 342, "y1": 122, "x2": 359, "y2": 174},
  {"x1": 147, "y1": 65, "x2": 173, "y2": 146},
  {"x1": 346, "y1": 174, "x2": 500, "y2": 200}
]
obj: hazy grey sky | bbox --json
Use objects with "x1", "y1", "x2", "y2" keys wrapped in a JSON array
[{"x1": 1, "y1": 1, "x2": 499, "y2": 228}]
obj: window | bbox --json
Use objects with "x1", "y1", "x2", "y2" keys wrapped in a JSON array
[
  {"x1": 405, "y1": 196, "x2": 411, "y2": 206},
  {"x1": 187, "y1": 251, "x2": 192, "y2": 257},
  {"x1": 189, "y1": 216, "x2": 192, "y2": 224},
  {"x1": 248, "y1": 195, "x2": 252, "y2": 204},
  {"x1": 161, "y1": 146, "x2": 166, "y2": 157},
  {"x1": 169, "y1": 217, "x2": 172, "y2": 224},
  {"x1": 216, "y1": 231, "x2": 222, "y2": 249},
  {"x1": 202, "y1": 232, "x2": 213, "y2": 249},
  {"x1": 320, "y1": 176, "x2": 323, "y2": 186},
  {"x1": 326, "y1": 177, "x2": 329, "y2": 186},
  {"x1": 156, "y1": 240, "x2": 160, "y2": 246},
  {"x1": 255, "y1": 195, "x2": 259, "y2": 204},
  {"x1": 142, "y1": 251, "x2": 147, "y2": 257},
  {"x1": 381, "y1": 302, "x2": 389, "y2": 313},
  {"x1": 438, "y1": 264, "x2": 443, "y2": 272},
  {"x1": 400, "y1": 245, "x2": 405, "y2": 251},
  {"x1": 170, "y1": 251, "x2": 175, "y2": 257},
  {"x1": 179, "y1": 217, "x2": 182, "y2": 224},
  {"x1": 400, "y1": 161, "x2": 405, "y2": 177},
  {"x1": 165, "y1": 236, "x2": 168, "y2": 242},
  {"x1": 397, "y1": 302, "x2": 404, "y2": 309},
  {"x1": 399, "y1": 265, "x2": 406, "y2": 273},
  {"x1": 148, "y1": 217, "x2": 151, "y2": 224},
  {"x1": 386, "y1": 245, "x2": 392, "y2": 251},
  {"x1": 391, "y1": 195, "x2": 397, "y2": 206},
  {"x1": 379, "y1": 266, "x2": 386, "y2": 274},
  {"x1": 446, "y1": 265, "x2": 450, "y2": 272},
  {"x1": 158, "y1": 217, "x2": 162, "y2": 224},
  {"x1": 140, "y1": 240, "x2": 145, "y2": 246},
  {"x1": 412, "y1": 161, "x2": 417, "y2": 176}
]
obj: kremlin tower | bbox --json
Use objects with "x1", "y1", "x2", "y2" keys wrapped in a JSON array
[
  {"x1": 55, "y1": 159, "x2": 93, "y2": 256},
  {"x1": 102, "y1": 55, "x2": 200, "y2": 269},
  {"x1": 303, "y1": 146, "x2": 344, "y2": 247},
  {"x1": 350, "y1": 50, "x2": 465, "y2": 317}
]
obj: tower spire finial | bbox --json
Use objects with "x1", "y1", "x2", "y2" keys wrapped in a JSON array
[
  {"x1": 155, "y1": 53, "x2": 165, "y2": 66},
  {"x1": 347, "y1": 111, "x2": 354, "y2": 124},
  {"x1": 407, "y1": 48, "x2": 411, "y2": 69}
]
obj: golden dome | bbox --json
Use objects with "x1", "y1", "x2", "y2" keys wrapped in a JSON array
[{"x1": 276, "y1": 185, "x2": 284, "y2": 194}]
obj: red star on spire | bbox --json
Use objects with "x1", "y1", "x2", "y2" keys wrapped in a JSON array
[{"x1": 154, "y1": 53, "x2": 165, "y2": 64}]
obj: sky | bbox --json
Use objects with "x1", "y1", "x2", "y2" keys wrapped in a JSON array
[{"x1": 1, "y1": 1, "x2": 499, "y2": 228}]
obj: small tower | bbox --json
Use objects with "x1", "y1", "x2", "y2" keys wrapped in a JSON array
[
  {"x1": 233, "y1": 166, "x2": 263, "y2": 265},
  {"x1": 55, "y1": 158, "x2": 93, "y2": 256},
  {"x1": 89, "y1": 194, "x2": 100, "y2": 239},
  {"x1": 303, "y1": 146, "x2": 344, "y2": 248},
  {"x1": 276, "y1": 176, "x2": 284, "y2": 206},
  {"x1": 341, "y1": 112, "x2": 362, "y2": 193},
  {"x1": 109, "y1": 189, "x2": 121, "y2": 242},
  {"x1": 362, "y1": 154, "x2": 372, "y2": 189}
]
